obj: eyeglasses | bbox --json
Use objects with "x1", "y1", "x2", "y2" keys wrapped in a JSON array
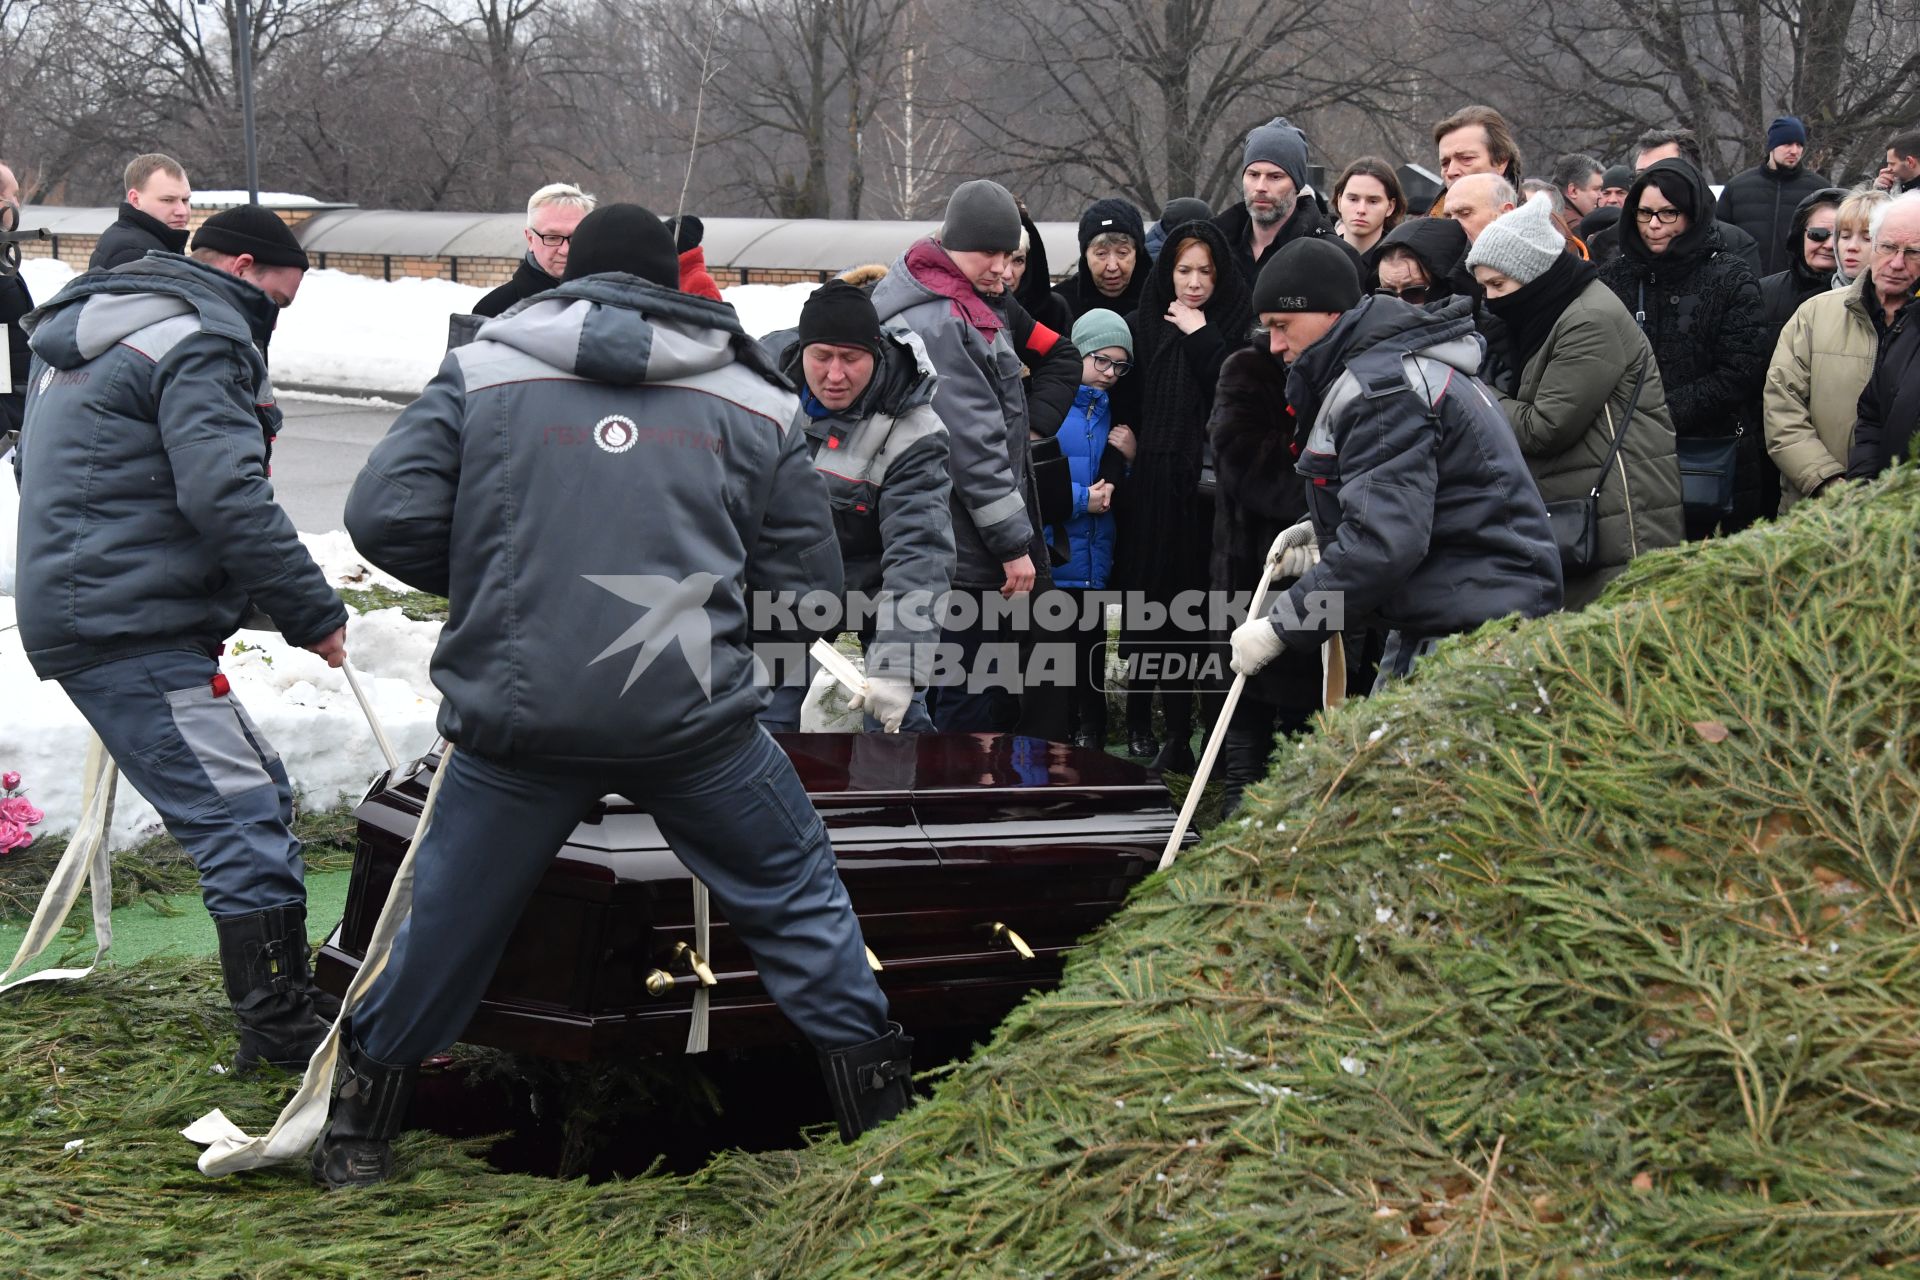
[
  {"x1": 1374, "y1": 285, "x2": 1431, "y2": 304},
  {"x1": 1872, "y1": 242, "x2": 1920, "y2": 267},
  {"x1": 1634, "y1": 206, "x2": 1684, "y2": 226},
  {"x1": 530, "y1": 231, "x2": 572, "y2": 247},
  {"x1": 1089, "y1": 353, "x2": 1133, "y2": 376},
  {"x1": 1805, "y1": 226, "x2": 1834, "y2": 243}
]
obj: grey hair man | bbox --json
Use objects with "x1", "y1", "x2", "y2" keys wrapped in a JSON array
[{"x1": 472, "y1": 181, "x2": 597, "y2": 317}]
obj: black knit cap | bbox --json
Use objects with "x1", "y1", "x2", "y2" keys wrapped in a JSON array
[
  {"x1": 191, "y1": 204, "x2": 310, "y2": 269},
  {"x1": 1079, "y1": 197, "x2": 1146, "y2": 251},
  {"x1": 563, "y1": 202, "x2": 679, "y2": 287},
  {"x1": 666, "y1": 213, "x2": 704, "y2": 254},
  {"x1": 797, "y1": 280, "x2": 883, "y2": 355},
  {"x1": 1252, "y1": 238, "x2": 1361, "y2": 315}
]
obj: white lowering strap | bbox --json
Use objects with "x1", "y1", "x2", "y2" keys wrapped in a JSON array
[{"x1": 0, "y1": 736, "x2": 119, "y2": 993}]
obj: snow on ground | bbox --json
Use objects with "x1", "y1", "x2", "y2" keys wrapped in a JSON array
[
  {"x1": 20, "y1": 260, "x2": 816, "y2": 398},
  {"x1": 0, "y1": 534, "x2": 442, "y2": 855},
  {"x1": 190, "y1": 191, "x2": 324, "y2": 206}
]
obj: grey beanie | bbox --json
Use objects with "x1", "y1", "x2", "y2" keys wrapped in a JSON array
[
  {"x1": 1242, "y1": 117, "x2": 1310, "y2": 189},
  {"x1": 1071, "y1": 308, "x2": 1133, "y2": 359},
  {"x1": 940, "y1": 179, "x2": 1022, "y2": 253},
  {"x1": 1465, "y1": 193, "x2": 1565, "y2": 285}
]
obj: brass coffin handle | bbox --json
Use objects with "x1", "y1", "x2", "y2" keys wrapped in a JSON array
[
  {"x1": 988, "y1": 922, "x2": 1035, "y2": 960},
  {"x1": 865, "y1": 946, "x2": 884, "y2": 972},
  {"x1": 645, "y1": 969, "x2": 676, "y2": 997},
  {"x1": 671, "y1": 941, "x2": 718, "y2": 987}
]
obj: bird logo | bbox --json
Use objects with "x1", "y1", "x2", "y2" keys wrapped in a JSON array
[{"x1": 584, "y1": 573, "x2": 723, "y2": 697}]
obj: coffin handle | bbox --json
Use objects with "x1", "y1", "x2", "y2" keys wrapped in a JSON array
[
  {"x1": 671, "y1": 941, "x2": 718, "y2": 987},
  {"x1": 645, "y1": 969, "x2": 676, "y2": 997},
  {"x1": 987, "y1": 922, "x2": 1035, "y2": 960},
  {"x1": 865, "y1": 945, "x2": 884, "y2": 972}
]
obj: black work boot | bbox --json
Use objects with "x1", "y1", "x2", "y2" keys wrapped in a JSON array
[
  {"x1": 312, "y1": 1028, "x2": 418, "y2": 1189},
  {"x1": 819, "y1": 1022, "x2": 915, "y2": 1143},
  {"x1": 1218, "y1": 728, "x2": 1273, "y2": 820},
  {"x1": 214, "y1": 905, "x2": 332, "y2": 1073}
]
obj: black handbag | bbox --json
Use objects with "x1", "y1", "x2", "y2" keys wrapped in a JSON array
[
  {"x1": 1675, "y1": 433, "x2": 1740, "y2": 519},
  {"x1": 1029, "y1": 436, "x2": 1074, "y2": 527},
  {"x1": 1543, "y1": 359, "x2": 1647, "y2": 576}
]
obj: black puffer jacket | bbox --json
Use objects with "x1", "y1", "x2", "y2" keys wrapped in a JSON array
[
  {"x1": 1716, "y1": 162, "x2": 1832, "y2": 278},
  {"x1": 1599, "y1": 159, "x2": 1772, "y2": 531},
  {"x1": 87, "y1": 203, "x2": 190, "y2": 272},
  {"x1": 1212, "y1": 197, "x2": 1361, "y2": 293},
  {"x1": 1758, "y1": 187, "x2": 1846, "y2": 343}
]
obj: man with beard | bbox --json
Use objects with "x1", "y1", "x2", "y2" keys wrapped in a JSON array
[
  {"x1": 1212, "y1": 116, "x2": 1359, "y2": 292},
  {"x1": 1717, "y1": 117, "x2": 1830, "y2": 278}
]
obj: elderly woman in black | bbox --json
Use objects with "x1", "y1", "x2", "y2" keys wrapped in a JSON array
[{"x1": 1112, "y1": 220, "x2": 1250, "y2": 773}]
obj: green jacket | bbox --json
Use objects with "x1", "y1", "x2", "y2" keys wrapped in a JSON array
[
  {"x1": 1495, "y1": 280, "x2": 1685, "y2": 587},
  {"x1": 1762, "y1": 272, "x2": 1877, "y2": 511}
]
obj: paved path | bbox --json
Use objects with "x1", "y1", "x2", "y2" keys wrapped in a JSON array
[{"x1": 272, "y1": 394, "x2": 402, "y2": 534}]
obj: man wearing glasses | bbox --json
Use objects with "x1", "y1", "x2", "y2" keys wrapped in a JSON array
[
  {"x1": 473, "y1": 183, "x2": 596, "y2": 318},
  {"x1": 1847, "y1": 192, "x2": 1920, "y2": 481}
]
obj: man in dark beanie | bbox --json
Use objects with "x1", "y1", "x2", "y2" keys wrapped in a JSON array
[
  {"x1": 757, "y1": 279, "x2": 953, "y2": 735},
  {"x1": 1146, "y1": 196, "x2": 1213, "y2": 260},
  {"x1": 13, "y1": 203, "x2": 345, "y2": 1074},
  {"x1": 324, "y1": 203, "x2": 912, "y2": 1186},
  {"x1": 1054, "y1": 197, "x2": 1149, "y2": 322},
  {"x1": 1213, "y1": 116, "x2": 1358, "y2": 291},
  {"x1": 1229, "y1": 238, "x2": 1561, "y2": 688},
  {"x1": 666, "y1": 213, "x2": 723, "y2": 301},
  {"x1": 872, "y1": 177, "x2": 1049, "y2": 731},
  {"x1": 1716, "y1": 115, "x2": 1830, "y2": 277}
]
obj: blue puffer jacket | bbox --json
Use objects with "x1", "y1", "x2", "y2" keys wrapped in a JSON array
[{"x1": 1050, "y1": 385, "x2": 1119, "y2": 589}]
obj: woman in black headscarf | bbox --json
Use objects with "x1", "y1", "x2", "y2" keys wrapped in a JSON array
[
  {"x1": 1597, "y1": 158, "x2": 1772, "y2": 538},
  {"x1": 1112, "y1": 219, "x2": 1250, "y2": 773}
]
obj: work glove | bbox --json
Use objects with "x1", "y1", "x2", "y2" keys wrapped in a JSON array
[
  {"x1": 850, "y1": 674, "x2": 916, "y2": 733},
  {"x1": 1265, "y1": 518, "x2": 1319, "y2": 579},
  {"x1": 1230, "y1": 616, "x2": 1286, "y2": 677}
]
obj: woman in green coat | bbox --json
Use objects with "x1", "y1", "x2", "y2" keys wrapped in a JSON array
[{"x1": 1467, "y1": 195, "x2": 1685, "y2": 608}]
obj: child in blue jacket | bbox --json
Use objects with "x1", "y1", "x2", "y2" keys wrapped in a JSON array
[{"x1": 1054, "y1": 308, "x2": 1135, "y2": 748}]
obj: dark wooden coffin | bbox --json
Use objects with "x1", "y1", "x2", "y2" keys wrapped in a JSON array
[{"x1": 316, "y1": 733, "x2": 1191, "y2": 1061}]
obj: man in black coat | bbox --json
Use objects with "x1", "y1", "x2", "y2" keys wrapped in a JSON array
[
  {"x1": 1, "y1": 162, "x2": 30, "y2": 439},
  {"x1": 472, "y1": 182, "x2": 595, "y2": 317},
  {"x1": 1848, "y1": 192, "x2": 1920, "y2": 481},
  {"x1": 1212, "y1": 116, "x2": 1360, "y2": 292},
  {"x1": 88, "y1": 154, "x2": 193, "y2": 271},
  {"x1": 1717, "y1": 117, "x2": 1831, "y2": 278}
]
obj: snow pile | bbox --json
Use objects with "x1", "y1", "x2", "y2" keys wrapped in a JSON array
[
  {"x1": 191, "y1": 191, "x2": 325, "y2": 207},
  {"x1": 0, "y1": 535, "x2": 442, "y2": 855},
  {"x1": 17, "y1": 259, "x2": 817, "y2": 398}
]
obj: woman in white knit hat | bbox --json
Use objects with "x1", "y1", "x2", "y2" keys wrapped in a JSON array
[{"x1": 1467, "y1": 194, "x2": 1686, "y2": 607}]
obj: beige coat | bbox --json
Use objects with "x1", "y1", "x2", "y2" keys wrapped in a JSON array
[{"x1": 1763, "y1": 273, "x2": 1878, "y2": 511}]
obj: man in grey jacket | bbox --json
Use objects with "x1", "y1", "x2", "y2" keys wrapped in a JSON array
[
  {"x1": 760, "y1": 280, "x2": 954, "y2": 733},
  {"x1": 870, "y1": 179, "x2": 1040, "y2": 731},
  {"x1": 12, "y1": 206, "x2": 349, "y2": 1072},
  {"x1": 1230, "y1": 240, "x2": 1563, "y2": 686},
  {"x1": 320, "y1": 205, "x2": 909, "y2": 1188}
]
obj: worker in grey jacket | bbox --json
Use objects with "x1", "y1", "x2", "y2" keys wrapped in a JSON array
[
  {"x1": 12, "y1": 208, "x2": 348, "y2": 1073},
  {"x1": 321, "y1": 206, "x2": 909, "y2": 1189},
  {"x1": 870, "y1": 179, "x2": 1042, "y2": 731},
  {"x1": 1231, "y1": 240, "x2": 1562, "y2": 686},
  {"x1": 759, "y1": 280, "x2": 954, "y2": 732}
]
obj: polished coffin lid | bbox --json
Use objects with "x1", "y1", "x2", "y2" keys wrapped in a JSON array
[{"x1": 320, "y1": 733, "x2": 1187, "y2": 1059}]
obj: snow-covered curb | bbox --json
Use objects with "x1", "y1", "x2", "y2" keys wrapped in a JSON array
[{"x1": 0, "y1": 532, "x2": 443, "y2": 854}]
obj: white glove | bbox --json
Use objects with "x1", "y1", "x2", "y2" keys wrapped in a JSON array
[
  {"x1": 1265, "y1": 519, "x2": 1318, "y2": 578},
  {"x1": 849, "y1": 674, "x2": 916, "y2": 732},
  {"x1": 1230, "y1": 616, "x2": 1286, "y2": 677}
]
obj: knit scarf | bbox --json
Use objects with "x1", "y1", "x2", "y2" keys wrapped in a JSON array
[{"x1": 1485, "y1": 252, "x2": 1598, "y2": 369}]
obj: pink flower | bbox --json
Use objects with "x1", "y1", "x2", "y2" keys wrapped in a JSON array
[
  {"x1": 0, "y1": 818, "x2": 31, "y2": 854},
  {"x1": 0, "y1": 796, "x2": 43, "y2": 826},
  {"x1": 1, "y1": 771, "x2": 18, "y2": 792}
]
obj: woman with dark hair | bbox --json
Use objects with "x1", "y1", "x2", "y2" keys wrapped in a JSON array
[
  {"x1": 1334, "y1": 157, "x2": 1407, "y2": 263},
  {"x1": 1598, "y1": 158, "x2": 1772, "y2": 538},
  {"x1": 1113, "y1": 221, "x2": 1250, "y2": 773}
]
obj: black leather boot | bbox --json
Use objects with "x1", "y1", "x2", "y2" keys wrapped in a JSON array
[
  {"x1": 214, "y1": 905, "x2": 332, "y2": 1073},
  {"x1": 1218, "y1": 728, "x2": 1274, "y2": 820},
  {"x1": 312, "y1": 1029, "x2": 418, "y2": 1189},
  {"x1": 818, "y1": 1022, "x2": 915, "y2": 1142}
]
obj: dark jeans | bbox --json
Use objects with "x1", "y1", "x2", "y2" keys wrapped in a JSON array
[
  {"x1": 351, "y1": 726, "x2": 891, "y2": 1063},
  {"x1": 60, "y1": 648, "x2": 305, "y2": 919}
]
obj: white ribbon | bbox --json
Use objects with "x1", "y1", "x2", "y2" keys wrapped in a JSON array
[
  {"x1": 0, "y1": 735, "x2": 118, "y2": 992},
  {"x1": 185, "y1": 745, "x2": 450, "y2": 1175},
  {"x1": 686, "y1": 879, "x2": 711, "y2": 1054}
]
